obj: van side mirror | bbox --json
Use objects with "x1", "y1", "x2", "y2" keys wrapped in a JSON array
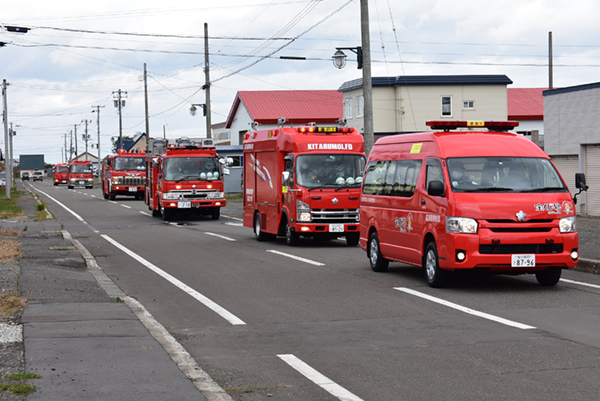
[
  {"x1": 428, "y1": 180, "x2": 445, "y2": 197},
  {"x1": 575, "y1": 173, "x2": 588, "y2": 191}
]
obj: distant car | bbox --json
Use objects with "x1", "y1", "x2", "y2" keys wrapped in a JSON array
[
  {"x1": 33, "y1": 171, "x2": 44, "y2": 182},
  {"x1": 22, "y1": 172, "x2": 30, "y2": 181}
]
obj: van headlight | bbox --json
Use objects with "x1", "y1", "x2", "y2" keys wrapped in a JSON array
[
  {"x1": 446, "y1": 217, "x2": 478, "y2": 234},
  {"x1": 559, "y1": 216, "x2": 576, "y2": 233},
  {"x1": 297, "y1": 200, "x2": 312, "y2": 222}
]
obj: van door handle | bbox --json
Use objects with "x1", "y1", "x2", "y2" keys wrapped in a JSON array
[{"x1": 421, "y1": 200, "x2": 426, "y2": 205}]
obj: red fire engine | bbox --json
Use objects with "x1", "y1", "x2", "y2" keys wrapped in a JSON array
[
  {"x1": 67, "y1": 160, "x2": 94, "y2": 189},
  {"x1": 243, "y1": 125, "x2": 366, "y2": 246},
  {"x1": 53, "y1": 163, "x2": 69, "y2": 186},
  {"x1": 101, "y1": 149, "x2": 146, "y2": 200},
  {"x1": 145, "y1": 137, "x2": 228, "y2": 221}
]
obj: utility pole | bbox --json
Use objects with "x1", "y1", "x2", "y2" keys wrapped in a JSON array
[
  {"x1": 112, "y1": 89, "x2": 127, "y2": 150},
  {"x1": 82, "y1": 119, "x2": 91, "y2": 160},
  {"x1": 74, "y1": 124, "x2": 78, "y2": 159},
  {"x1": 9, "y1": 124, "x2": 15, "y2": 182},
  {"x1": 69, "y1": 130, "x2": 73, "y2": 161},
  {"x1": 64, "y1": 133, "x2": 67, "y2": 163},
  {"x1": 2, "y1": 79, "x2": 10, "y2": 198},
  {"x1": 548, "y1": 31, "x2": 553, "y2": 90},
  {"x1": 92, "y1": 105, "x2": 104, "y2": 167},
  {"x1": 360, "y1": 0, "x2": 374, "y2": 157},
  {"x1": 144, "y1": 63, "x2": 150, "y2": 152},
  {"x1": 204, "y1": 23, "x2": 212, "y2": 139}
]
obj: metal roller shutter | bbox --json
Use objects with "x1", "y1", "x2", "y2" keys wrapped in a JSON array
[
  {"x1": 584, "y1": 145, "x2": 600, "y2": 216},
  {"x1": 550, "y1": 155, "x2": 579, "y2": 196}
]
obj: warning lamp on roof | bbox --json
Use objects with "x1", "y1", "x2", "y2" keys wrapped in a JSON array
[{"x1": 426, "y1": 120, "x2": 519, "y2": 131}]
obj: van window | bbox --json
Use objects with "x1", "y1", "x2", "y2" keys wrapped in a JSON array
[
  {"x1": 447, "y1": 157, "x2": 568, "y2": 193},
  {"x1": 425, "y1": 159, "x2": 444, "y2": 191},
  {"x1": 363, "y1": 160, "x2": 422, "y2": 197}
]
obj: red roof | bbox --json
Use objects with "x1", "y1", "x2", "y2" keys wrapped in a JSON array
[
  {"x1": 508, "y1": 88, "x2": 545, "y2": 120},
  {"x1": 225, "y1": 90, "x2": 343, "y2": 128}
]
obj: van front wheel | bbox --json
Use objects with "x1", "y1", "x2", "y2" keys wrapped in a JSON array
[
  {"x1": 368, "y1": 231, "x2": 389, "y2": 272},
  {"x1": 424, "y1": 241, "x2": 448, "y2": 288},
  {"x1": 535, "y1": 267, "x2": 562, "y2": 286}
]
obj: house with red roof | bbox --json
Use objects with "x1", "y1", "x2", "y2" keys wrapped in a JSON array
[
  {"x1": 224, "y1": 90, "x2": 343, "y2": 145},
  {"x1": 507, "y1": 87, "x2": 545, "y2": 148}
]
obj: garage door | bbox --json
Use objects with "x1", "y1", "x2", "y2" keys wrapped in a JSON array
[
  {"x1": 584, "y1": 145, "x2": 600, "y2": 216},
  {"x1": 551, "y1": 155, "x2": 579, "y2": 196}
]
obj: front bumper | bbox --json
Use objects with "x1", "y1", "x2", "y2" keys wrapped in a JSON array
[{"x1": 162, "y1": 198, "x2": 226, "y2": 209}]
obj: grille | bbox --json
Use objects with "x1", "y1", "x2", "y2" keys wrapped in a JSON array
[
  {"x1": 479, "y1": 244, "x2": 563, "y2": 254},
  {"x1": 169, "y1": 189, "x2": 220, "y2": 200},
  {"x1": 120, "y1": 176, "x2": 144, "y2": 186},
  {"x1": 311, "y1": 209, "x2": 359, "y2": 224},
  {"x1": 488, "y1": 227, "x2": 552, "y2": 233}
]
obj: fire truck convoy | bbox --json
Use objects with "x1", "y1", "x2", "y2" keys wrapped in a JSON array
[
  {"x1": 102, "y1": 149, "x2": 146, "y2": 200},
  {"x1": 53, "y1": 163, "x2": 69, "y2": 185},
  {"x1": 67, "y1": 160, "x2": 94, "y2": 189},
  {"x1": 145, "y1": 137, "x2": 228, "y2": 221},
  {"x1": 243, "y1": 125, "x2": 366, "y2": 246}
]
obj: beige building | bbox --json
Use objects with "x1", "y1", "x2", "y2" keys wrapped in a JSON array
[{"x1": 338, "y1": 75, "x2": 512, "y2": 137}]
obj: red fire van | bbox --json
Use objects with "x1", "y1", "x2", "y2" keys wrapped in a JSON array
[{"x1": 360, "y1": 120, "x2": 588, "y2": 288}]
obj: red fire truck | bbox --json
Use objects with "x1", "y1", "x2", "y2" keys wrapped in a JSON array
[
  {"x1": 102, "y1": 149, "x2": 146, "y2": 200},
  {"x1": 243, "y1": 125, "x2": 366, "y2": 246},
  {"x1": 53, "y1": 163, "x2": 69, "y2": 186},
  {"x1": 145, "y1": 137, "x2": 228, "y2": 221},
  {"x1": 67, "y1": 160, "x2": 94, "y2": 189}
]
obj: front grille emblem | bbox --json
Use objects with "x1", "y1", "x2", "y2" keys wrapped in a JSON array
[
  {"x1": 516, "y1": 210, "x2": 527, "y2": 222},
  {"x1": 332, "y1": 197, "x2": 339, "y2": 205}
]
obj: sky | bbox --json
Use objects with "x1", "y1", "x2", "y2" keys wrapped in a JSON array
[{"x1": 2, "y1": 0, "x2": 600, "y2": 165}]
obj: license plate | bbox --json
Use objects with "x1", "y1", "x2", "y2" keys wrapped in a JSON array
[
  {"x1": 128, "y1": 187, "x2": 137, "y2": 192},
  {"x1": 79, "y1": 180, "x2": 86, "y2": 185},
  {"x1": 178, "y1": 201, "x2": 191, "y2": 208},
  {"x1": 329, "y1": 224, "x2": 344, "y2": 232},
  {"x1": 511, "y1": 254, "x2": 535, "y2": 267}
]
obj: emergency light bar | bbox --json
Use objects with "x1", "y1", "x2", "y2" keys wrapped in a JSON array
[
  {"x1": 296, "y1": 127, "x2": 353, "y2": 134},
  {"x1": 426, "y1": 120, "x2": 519, "y2": 131}
]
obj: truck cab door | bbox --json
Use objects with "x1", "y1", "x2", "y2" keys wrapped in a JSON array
[{"x1": 282, "y1": 156, "x2": 294, "y2": 206}]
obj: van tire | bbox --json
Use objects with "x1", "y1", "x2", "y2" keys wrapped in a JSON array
[
  {"x1": 368, "y1": 231, "x2": 389, "y2": 272},
  {"x1": 535, "y1": 267, "x2": 562, "y2": 286},
  {"x1": 254, "y1": 213, "x2": 269, "y2": 242},
  {"x1": 285, "y1": 218, "x2": 299, "y2": 246},
  {"x1": 424, "y1": 241, "x2": 448, "y2": 288},
  {"x1": 346, "y1": 233, "x2": 360, "y2": 247}
]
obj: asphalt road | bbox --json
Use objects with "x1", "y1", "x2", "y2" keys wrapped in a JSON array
[{"x1": 30, "y1": 180, "x2": 600, "y2": 401}]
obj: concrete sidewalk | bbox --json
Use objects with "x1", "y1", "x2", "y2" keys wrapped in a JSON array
[{"x1": 0, "y1": 180, "x2": 229, "y2": 401}]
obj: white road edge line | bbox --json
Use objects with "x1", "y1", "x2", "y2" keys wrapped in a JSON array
[
  {"x1": 139, "y1": 211, "x2": 151, "y2": 216},
  {"x1": 221, "y1": 214, "x2": 242, "y2": 221},
  {"x1": 267, "y1": 250, "x2": 325, "y2": 266},
  {"x1": 30, "y1": 187, "x2": 99, "y2": 233},
  {"x1": 394, "y1": 287, "x2": 536, "y2": 330},
  {"x1": 101, "y1": 234, "x2": 246, "y2": 326},
  {"x1": 205, "y1": 232, "x2": 236, "y2": 242},
  {"x1": 560, "y1": 278, "x2": 600, "y2": 289},
  {"x1": 278, "y1": 354, "x2": 365, "y2": 401}
]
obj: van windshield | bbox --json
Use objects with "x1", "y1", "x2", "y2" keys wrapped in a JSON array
[
  {"x1": 296, "y1": 154, "x2": 366, "y2": 188},
  {"x1": 447, "y1": 157, "x2": 569, "y2": 193}
]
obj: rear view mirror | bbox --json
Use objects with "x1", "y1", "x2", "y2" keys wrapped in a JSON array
[
  {"x1": 428, "y1": 180, "x2": 445, "y2": 197},
  {"x1": 575, "y1": 173, "x2": 589, "y2": 191}
]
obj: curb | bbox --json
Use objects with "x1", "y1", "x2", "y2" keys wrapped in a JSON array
[{"x1": 575, "y1": 258, "x2": 600, "y2": 275}]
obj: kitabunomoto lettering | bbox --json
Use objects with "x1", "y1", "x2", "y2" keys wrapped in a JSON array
[
  {"x1": 425, "y1": 214, "x2": 441, "y2": 223},
  {"x1": 534, "y1": 203, "x2": 562, "y2": 214},
  {"x1": 307, "y1": 143, "x2": 353, "y2": 150}
]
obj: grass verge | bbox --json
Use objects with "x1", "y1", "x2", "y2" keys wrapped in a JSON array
[{"x1": 0, "y1": 373, "x2": 42, "y2": 395}]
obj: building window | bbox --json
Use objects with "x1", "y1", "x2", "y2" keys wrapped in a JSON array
[
  {"x1": 357, "y1": 96, "x2": 364, "y2": 117},
  {"x1": 463, "y1": 100, "x2": 475, "y2": 110},
  {"x1": 345, "y1": 98, "x2": 353, "y2": 119},
  {"x1": 441, "y1": 96, "x2": 452, "y2": 117}
]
